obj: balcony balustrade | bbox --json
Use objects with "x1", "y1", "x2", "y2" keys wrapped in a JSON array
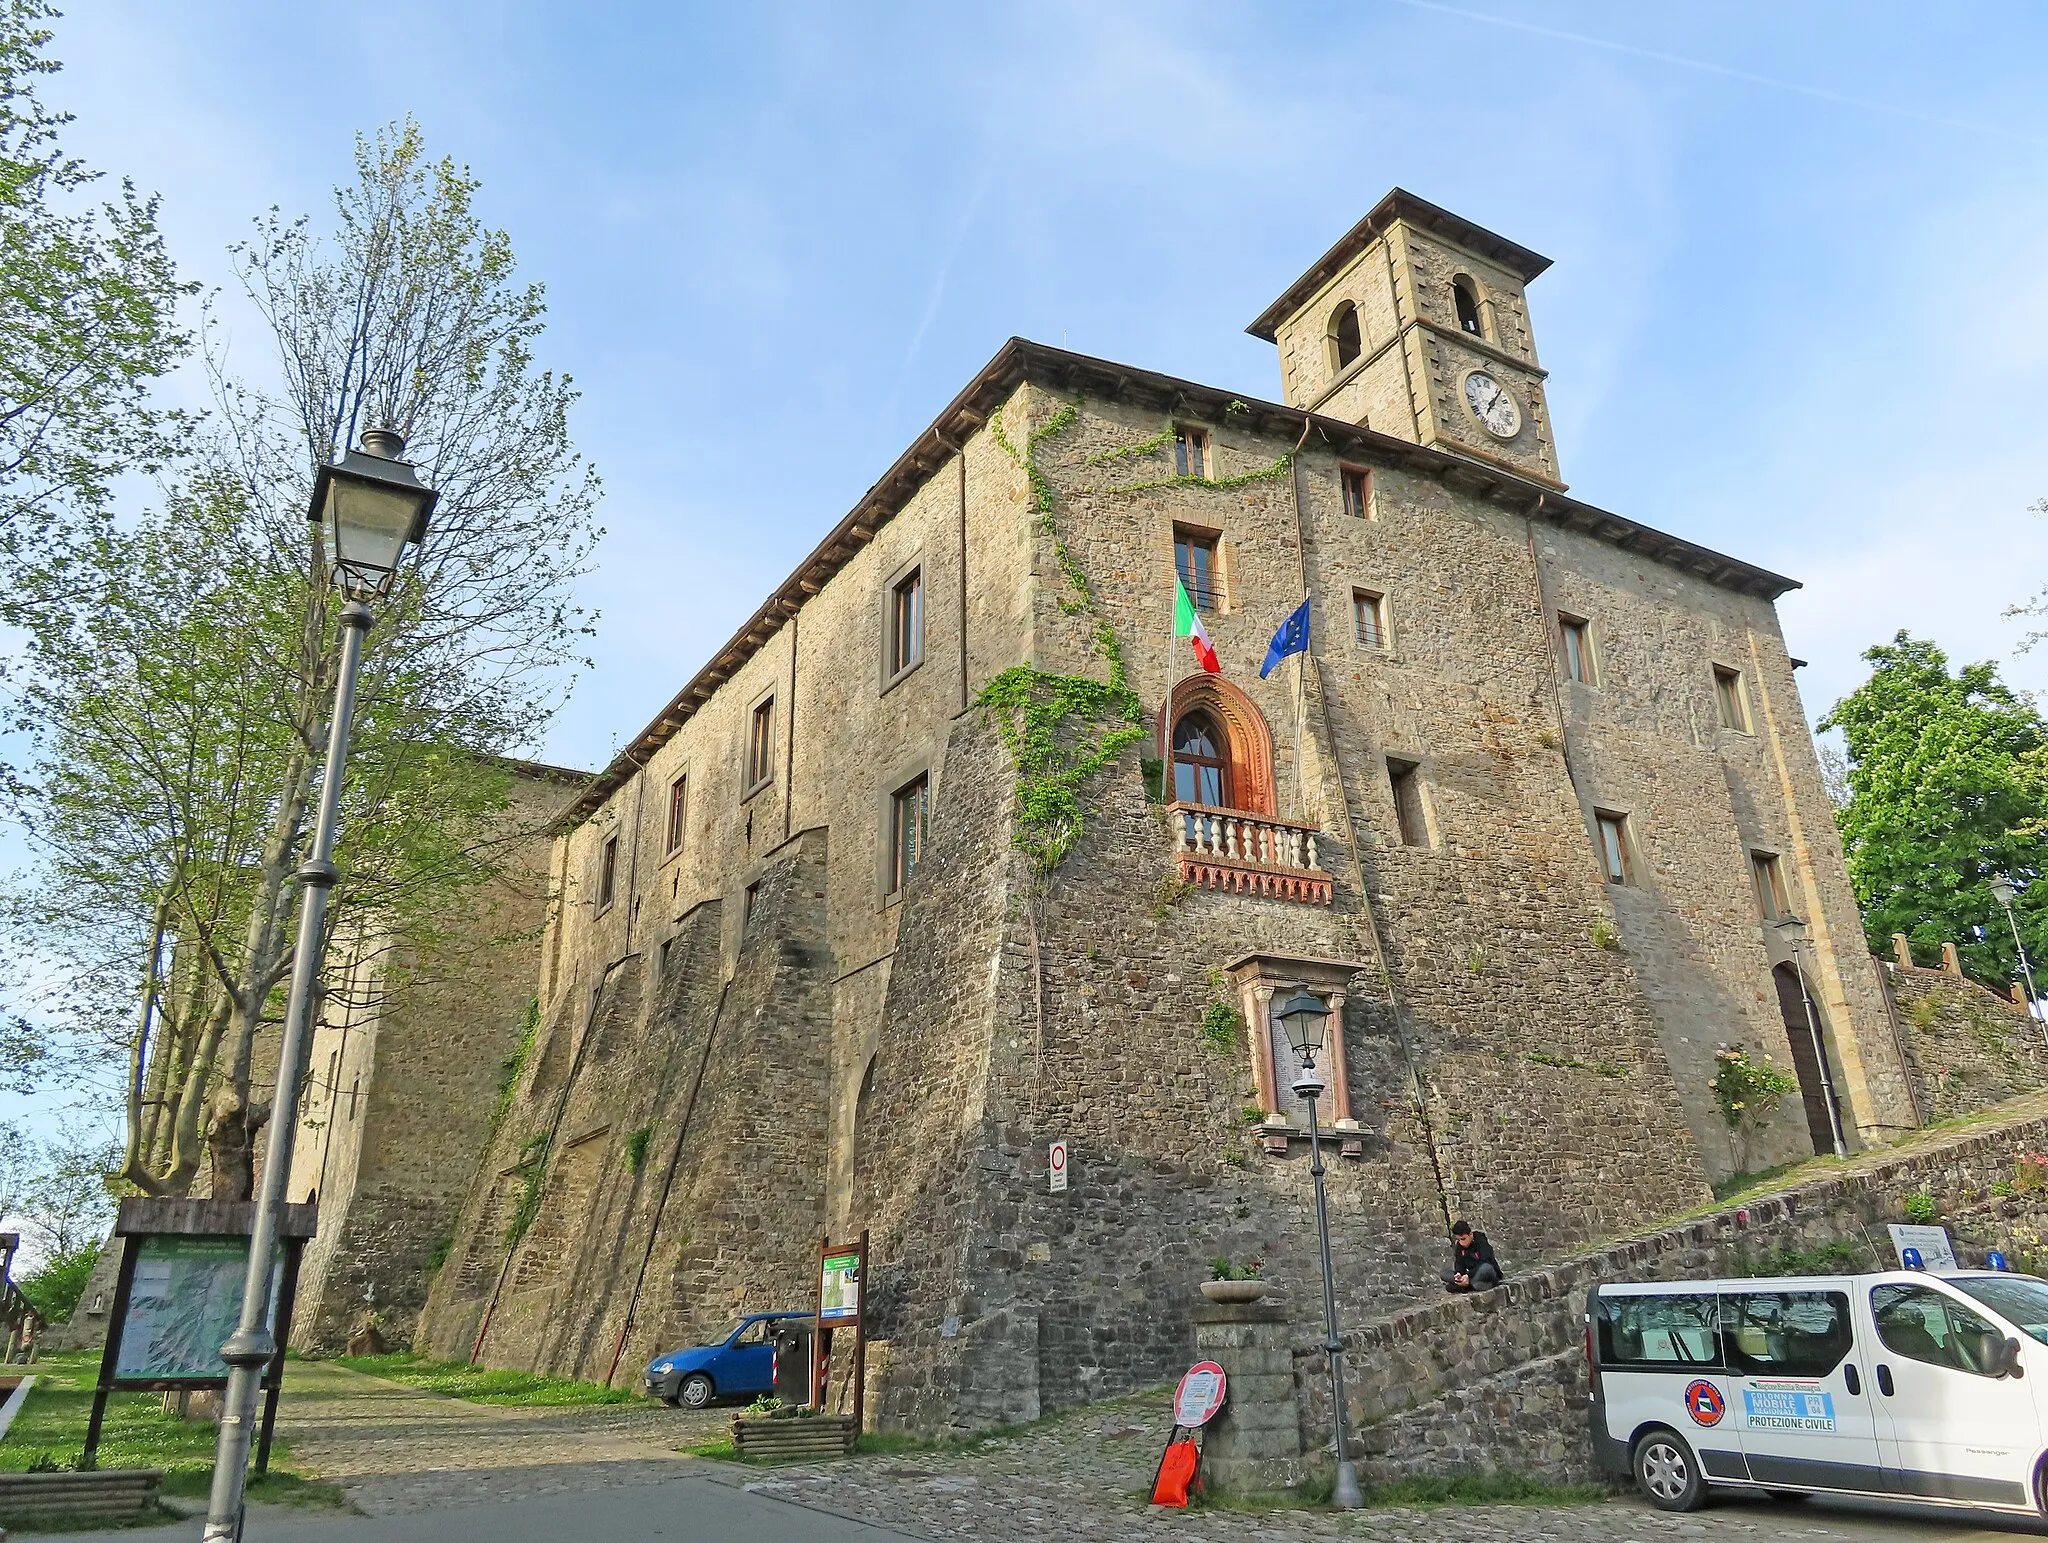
[{"x1": 1169, "y1": 803, "x2": 1333, "y2": 904}]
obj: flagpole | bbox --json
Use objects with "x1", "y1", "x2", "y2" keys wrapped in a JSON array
[
  {"x1": 1163, "y1": 554, "x2": 1177, "y2": 806},
  {"x1": 1294, "y1": 590, "x2": 1309, "y2": 820}
]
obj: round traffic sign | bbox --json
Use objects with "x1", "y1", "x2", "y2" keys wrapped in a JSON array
[{"x1": 1174, "y1": 1361, "x2": 1227, "y2": 1427}]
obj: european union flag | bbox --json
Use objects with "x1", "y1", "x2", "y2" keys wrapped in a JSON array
[{"x1": 1259, "y1": 596, "x2": 1310, "y2": 678}]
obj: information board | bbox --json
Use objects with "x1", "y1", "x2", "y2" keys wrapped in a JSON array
[
  {"x1": 1049, "y1": 1140, "x2": 1068, "y2": 1193},
  {"x1": 819, "y1": 1249, "x2": 862, "y2": 1322},
  {"x1": 1887, "y1": 1224, "x2": 1957, "y2": 1270},
  {"x1": 1173, "y1": 1361, "x2": 1227, "y2": 1427},
  {"x1": 114, "y1": 1235, "x2": 278, "y2": 1383}
]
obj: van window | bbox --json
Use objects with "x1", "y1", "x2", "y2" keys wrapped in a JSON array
[
  {"x1": 1953, "y1": 1275, "x2": 2048, "y2": 1345},
  {"x1": 1721, "y1": 1291, "x2": 1852, "y2": 1377},
  {"x1": 1872, "y1": 1284, "x2": 2006, "y2": 1375},
  {"x1": 1595, "y1": 1293, "x2": 1722, "y2": 1369}
]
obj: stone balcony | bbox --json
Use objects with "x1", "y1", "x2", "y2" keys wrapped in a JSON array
[{"x1": 1168, "y1": 803, "x2": 1333, "y2": 904}]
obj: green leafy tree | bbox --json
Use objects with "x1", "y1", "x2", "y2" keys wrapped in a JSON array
[
  {"x1": 0, "y1": 0, "x2": 190, "y2": 549},
  {"x1": 1820, "y1": 632, "x2": 2047, "y2": 989},
  {"x1": 0, "y1": 1121, "x2": 118, "y2": 1322},
  {"x1": 2, "y1": 121, "x2": 597, "y2": 1198}
]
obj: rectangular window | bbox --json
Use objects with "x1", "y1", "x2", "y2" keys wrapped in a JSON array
[
  {"x1": 1722, "y1": 1291, "x2": 1853, "y2": 1379},
  {"x1": 1174, "y1": 526, "x2": 1221, "y2": 612},
  {"x1": 597, "y1": 833, "x2": 619, "y2": 910},
  {"x1": 1714, "y1": 665, "x2": 1750, "y2": 731},
  {"x1": 889, "y1": 773, "x2": 930, "y2": 894},
  {"x1": 1595, "y1": 810, "x2": 1632, "y2": 884},
  {"x1": 1388, "y1": 759, "x2": 1428, "y2": 848},
  {"x1": 1341, "y1": 465, "x2": 1374, "y2": 520},
  {"x1": 1173, "y1": 424, "x2": 1209, "y2": 480},
  {"x1": 743, "y1": 880, "x2": 760, "y2": 924},
  {"x1": 745, "y1": 697, "x2": 775, "y2": 791},
  {"x1": 887, "y1": 567, "x2": 923, "y2": 679},
  {"x1": 1594, "y1": 1292, "x2": 1723, "y2": 1370},
  {"x1": 1353, "y1": 589, "x2": 1386, "y2": 649},
  {"x1": 1751, "y1": 851, "x2": 1790, "y2": 921},
  {"x1": 664, "y1": 774, "x2": 688, "y2": 855},
  {"x1": 1559, "y1": 614, "x2": 1592, "y2": 684}
]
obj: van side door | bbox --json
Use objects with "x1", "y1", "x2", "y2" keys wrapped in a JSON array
[
  {"x1": 1867, "y1": 1282, "x2": 2035, "y2": 1507},
  {"x1": 1723, "y1": 1288, "x2": 1883, "y2": 1494}
]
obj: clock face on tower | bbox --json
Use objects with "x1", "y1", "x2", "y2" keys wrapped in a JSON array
[{"x1": 1461, "y1": 370, "x2": 1522, "y2": 440}]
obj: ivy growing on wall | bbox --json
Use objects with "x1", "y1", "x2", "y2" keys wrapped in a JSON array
[
  {"x1": 980, "y1": 401, "x2": 1145, "y2": 876},
  {"x1": 504, "y1": 1130, "x2": 552, "y2": 1248},
  {"x1": 977, "y1": 396, "x2": 1297, "y2": 876},
  {"x1": 490, "y1": 995, "x2": 542, "y2": 1132}
]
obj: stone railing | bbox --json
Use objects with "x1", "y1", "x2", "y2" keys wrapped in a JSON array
[{"x1": 1169, "y1": 803, "x2": 1332, "y2": 904}]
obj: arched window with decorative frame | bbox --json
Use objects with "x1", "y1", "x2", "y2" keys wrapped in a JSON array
[
  {"x1": 1165, "y1": 675, "x2": 1276, "y2": 815},
  {"x1": 1165, "y1": 675, "x2": 1331, "y2": 902}
]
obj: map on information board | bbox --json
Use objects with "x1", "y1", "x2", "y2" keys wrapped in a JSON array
[
  {"x1": 114, "y1": 1236, "x2": 278, "y2": 1383},
  {"x1": 819, "y1": 1250, "x2": 862, "y2": 1322}
]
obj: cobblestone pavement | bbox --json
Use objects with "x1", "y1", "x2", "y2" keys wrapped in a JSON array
[
  {"x1": 709, "y1": 1390, "x2": 2048, "y2": 1543},
  {"x1": 273, "y1": 1366, "x2": 2046, "y2": 1541},
  {"x1": 274, "y1": 1360, "x2": 725, "y2": 1514}
]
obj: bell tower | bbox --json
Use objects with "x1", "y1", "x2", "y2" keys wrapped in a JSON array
[{"x1": 1247, "y1": 189, "x2": 1563, "y2": 488}]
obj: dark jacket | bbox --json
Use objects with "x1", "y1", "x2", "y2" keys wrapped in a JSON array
[{"x1": 1453, "y1": 1232, "x2": 1500, "y2": 1279}]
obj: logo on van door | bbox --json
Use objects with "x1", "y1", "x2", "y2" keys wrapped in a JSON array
[{"x1": 1683, "y1": 1379, "x2": 1726, "y2": 1427}]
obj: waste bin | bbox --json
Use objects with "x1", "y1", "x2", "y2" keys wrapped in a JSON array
[{"x1": 772, "y1": 1317, "x2": 816, "y2": 1405}]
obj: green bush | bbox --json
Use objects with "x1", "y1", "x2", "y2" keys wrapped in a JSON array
[{"x1": 20, "y1": 1239, "x2": 100, "y2": 1323}]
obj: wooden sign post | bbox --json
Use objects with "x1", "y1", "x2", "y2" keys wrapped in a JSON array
[
  {"x1": 812, "y1": 1230, "x2": 868, "y2": 1431},
  {"x1": 81, "y1": 1198, "x2": 317, "y2": 1474}
]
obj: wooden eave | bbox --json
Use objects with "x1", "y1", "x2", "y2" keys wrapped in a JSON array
[
  {"x1": 1245, "y1": 188, "x2": 1554, "y2": 343},
  {"x1": 562, "y1": 336, "x2": 1795, "y2": 829}
]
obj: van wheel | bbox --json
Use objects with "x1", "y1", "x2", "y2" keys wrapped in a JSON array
[{"x1": 1634, "y1": 1428, "x2": 1707, "y2": 1512}]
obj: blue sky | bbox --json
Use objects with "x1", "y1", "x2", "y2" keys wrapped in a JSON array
[
  {"x1": 51, "y1": 0, "x2": 2048, "y2": 774},
  {"x1": 7, "y1": 1, "x2": 2045, "y2": 1149}
]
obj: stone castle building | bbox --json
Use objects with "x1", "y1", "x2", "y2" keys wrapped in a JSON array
[{"x1": 414, "y1": 190, "x2": 1921, "y2": 1429}]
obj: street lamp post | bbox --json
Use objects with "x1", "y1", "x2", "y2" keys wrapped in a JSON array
[
  {"x1": 1274, "y1": 988, "x2": 1363, "y2": 1510},
  {"x1": 1989, "y1": 876, "x2": 2043, "y2": 1044},
  {"x1": 203, "y1": 428, "x2": 435, "y2": 1543},
  {"x1": 1772, "y1": 915, "x2": 1847, "y2": 1159}
]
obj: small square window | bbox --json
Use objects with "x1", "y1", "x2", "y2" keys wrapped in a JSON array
[
  {"x1": 1559, "y1": 614, "x2": 1593, "y2": 685},
  {"x1": 887, "y1": 568, "x2": 924, "y2": 680},
  {"x1": 1174, "y1": 526, "x2": 1221, "y2": 612},
  {"x1": 1174, "y1": 424, "x2": 1209, "y2": 480},
  {"x1": 664, "y1": 774, "x2": 688, "y2": 855},
  {"x1": 745, "y1": 697, "x2": 775, "y2": 791},
  {"x1": 1714, "y1": 666, "x2": 1750, "y2": 732},
  {"x1": 1751, "y1": 851, "x2": 1790, "y2": 921},
  {"x1": 1387, "y1": 758, "x2": 1429, "y2": 847},
  {"x1": 1354, "y1": 590, "x2": 1386, "y2": 649},
  {"x1": 597, "y1": 833, "x2": 619, "y2": 910},
  {"x1": 890, "y1": 773, "x2": 930, "y2": 894},
  {"x1": 1595, "y1": 811, "x2": 1632, "y2": 885},
  {"x1": 1341, "y1": 466, "x2": 1374, "y2": 520}
]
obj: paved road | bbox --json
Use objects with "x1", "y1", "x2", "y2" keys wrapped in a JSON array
[
  {"x1": 29, "y1": 1473, "x2": 926, "y2": 1543},
  {"x1": 21, "y1": 1363, "x2": 2048, "y2": 1542}
]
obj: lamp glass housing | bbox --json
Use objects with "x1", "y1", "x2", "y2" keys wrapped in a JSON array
[
  {"x1": 1275, "y1": 988, "x2": 1329, "y2": 1060},
  {"x1": 1773, "y1": 913, "x2": 1808, "y2": 949},
  {"x1": 1992, "y1": 876, "x2": 2018, "y2": 908},
  {"x1": 309, "y1": 432, "x2": 436, "y2": 601}
]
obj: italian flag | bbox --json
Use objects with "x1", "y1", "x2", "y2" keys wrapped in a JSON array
[{"x1": 1175, "y1": 576, "x2": 1221, "y2": 674}]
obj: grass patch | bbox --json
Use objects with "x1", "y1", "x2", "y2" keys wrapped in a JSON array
[
  {"x1": 329, "y1": 1351, "x2": 632, "y2": 1407},
  {"x1": 0, "y1": 1350, "x2": 334, "y2": 1506}
]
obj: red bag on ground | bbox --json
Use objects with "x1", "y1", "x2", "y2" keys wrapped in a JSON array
[{"x1": 1151, "y1": 1437, "x2": 1200, "y2": 1507}]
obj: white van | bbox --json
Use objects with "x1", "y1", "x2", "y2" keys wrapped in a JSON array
[{"x1": 1587, "y1": 1270, "x2": 2048, "y2": 1515}]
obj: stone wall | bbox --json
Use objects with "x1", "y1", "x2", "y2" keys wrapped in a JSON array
[
  {"x1": 1294, "y1": 1090, "x2": 2048, "y2": 1483},
  {"x1": 1880, "y1": 946, "x2": 2048, "y2": 1123},
  {"x1": 284, "y1": 763, "x2": 581, "y2": 1353},
  {"x1": 417, "y1": 830, "x2": 834, "y2": 1380}
]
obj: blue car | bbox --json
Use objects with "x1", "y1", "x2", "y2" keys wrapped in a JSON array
[{"x1": 644, "y1": 1311, "x2": 811, "y2": 1409}]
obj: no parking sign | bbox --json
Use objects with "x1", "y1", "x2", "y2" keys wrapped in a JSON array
[{"x1": 1049, "y1": 1140, "x2": 1069, "y2": 1193}]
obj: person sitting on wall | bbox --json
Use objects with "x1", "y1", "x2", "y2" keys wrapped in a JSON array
[{"x1": 1441, "y1": 1220, "x2": 1503, "y2": 1293}]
